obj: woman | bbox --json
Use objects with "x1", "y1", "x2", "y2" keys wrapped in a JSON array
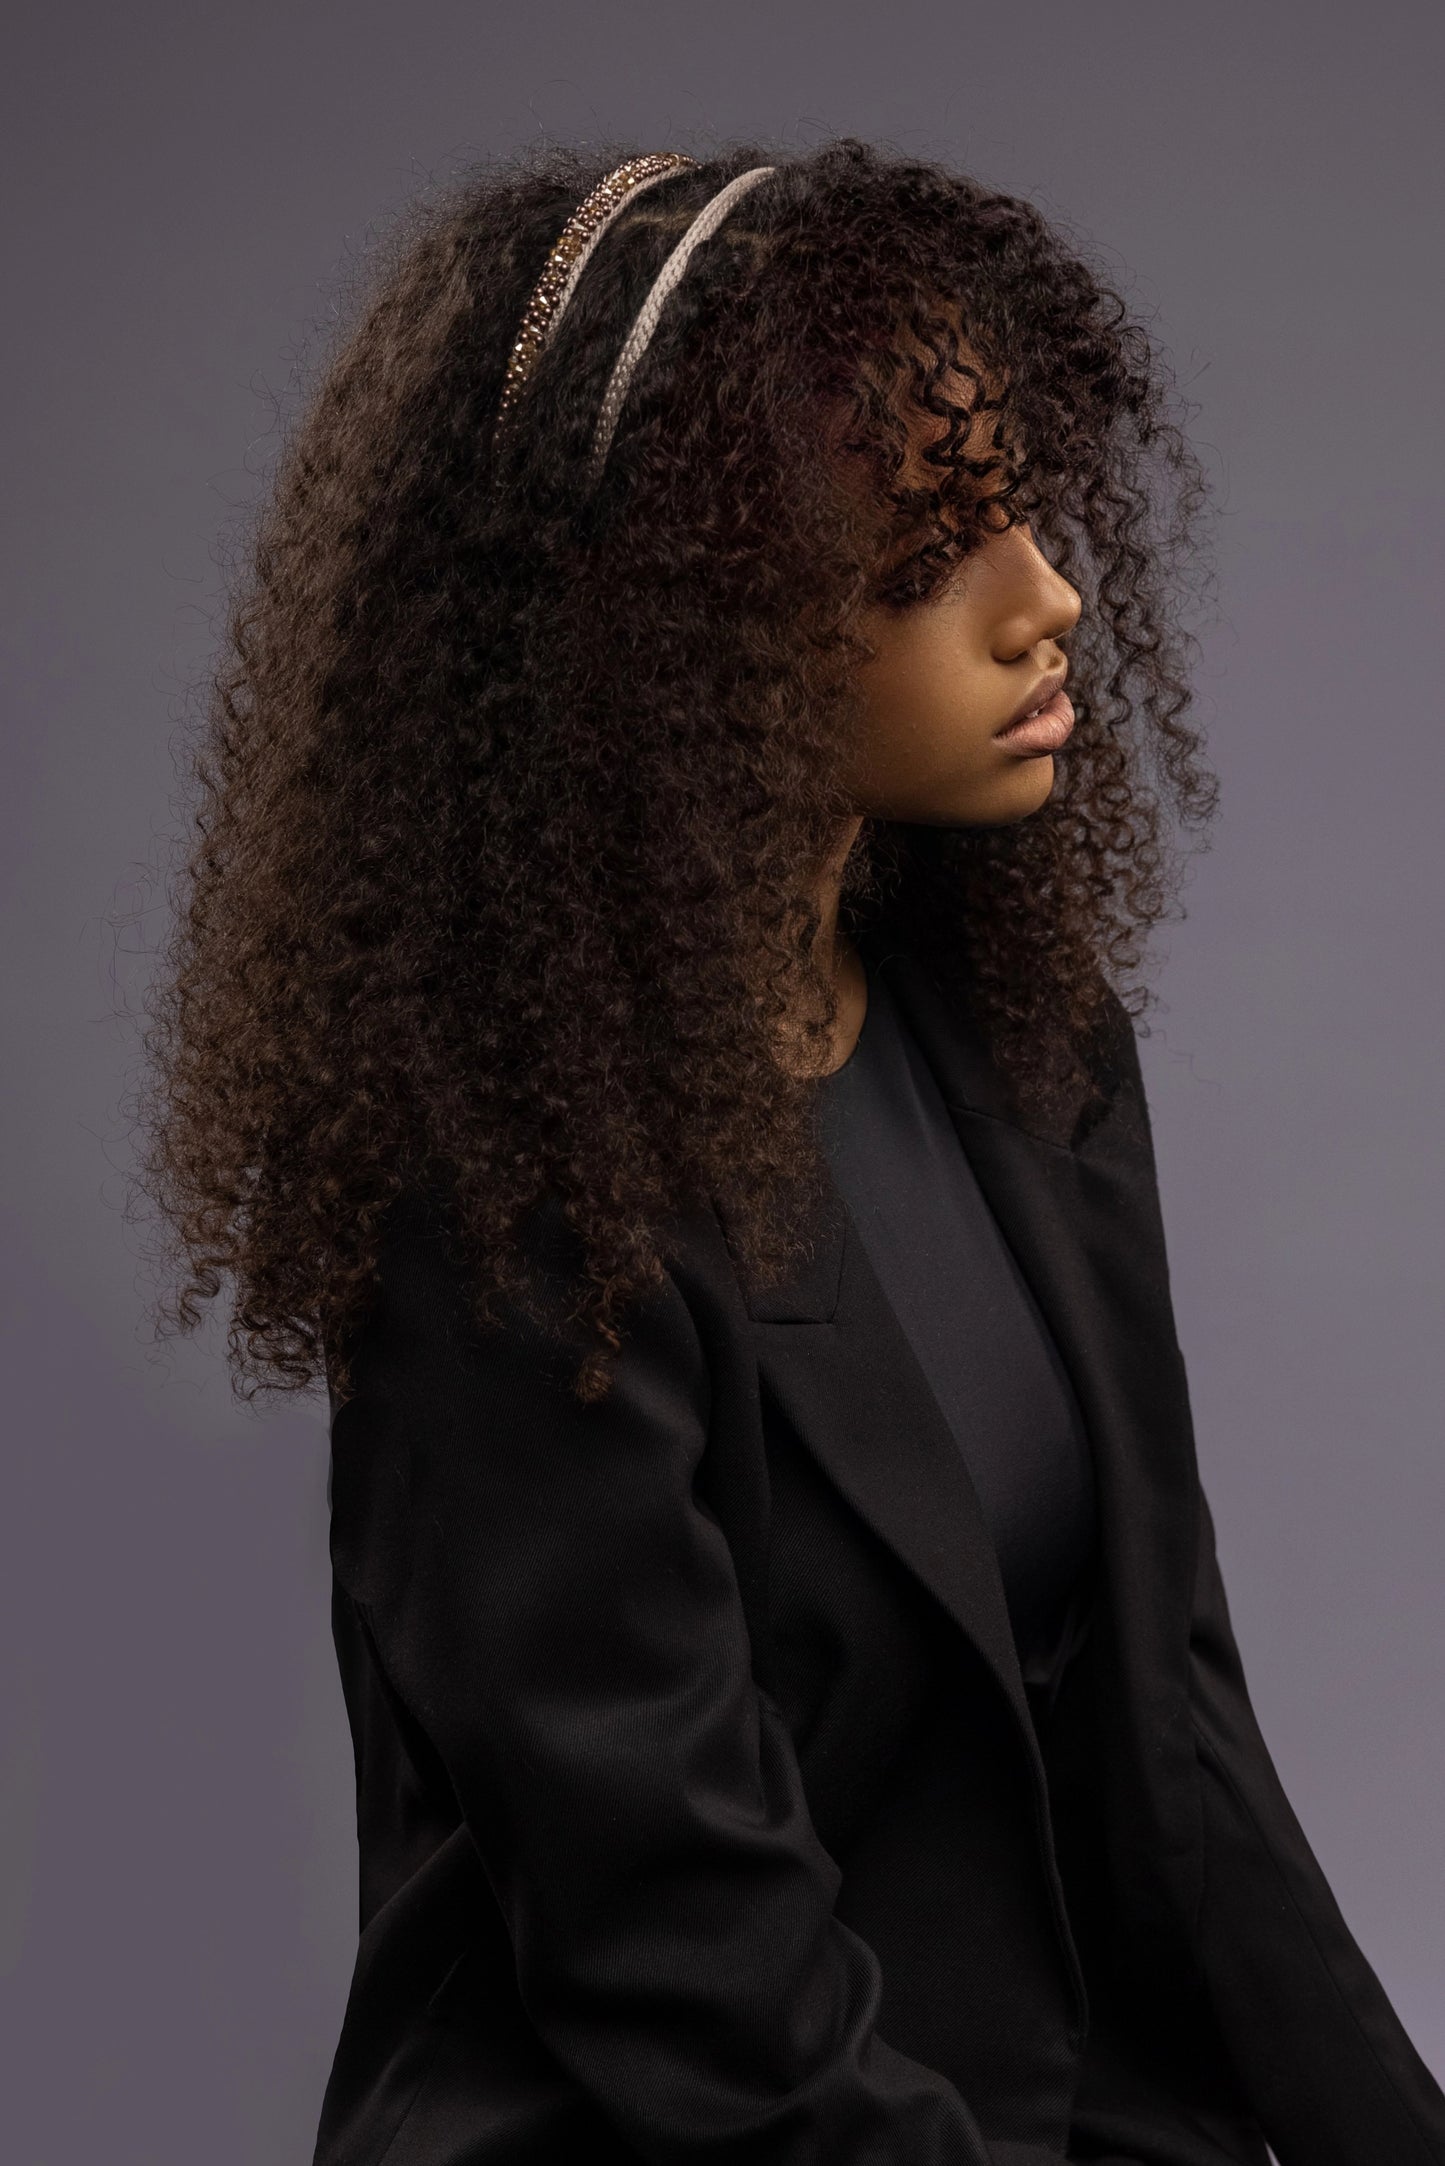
[{"x1": 137, "y1": 140, "x2": 1445, "y2": 2164}]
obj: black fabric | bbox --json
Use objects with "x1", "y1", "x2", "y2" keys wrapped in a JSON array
[
  {"x1": 311, "y1": 912, "x2": 1445, "y2": 2166},
  {"x1": 816, "y1": 955, "x2": 1097, "y2": 1690}
]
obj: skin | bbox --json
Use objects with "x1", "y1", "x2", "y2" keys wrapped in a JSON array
[{"x1": 783, "y1": 386, "x2": 1083, "y2": 1079}]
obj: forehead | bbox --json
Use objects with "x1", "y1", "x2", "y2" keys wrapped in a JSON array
[
  {"x1": 857, "y1": 328, "x2": 1033, "y2": 591},
  {"x1": 842, "y1": 288, "x2": 1012, "y2": 459},
  {"x1": 831, "y1": 315, "x2": 1030, "y2": 562},
  {"x1": 890, "y1": 348, "x2": 1022, "y2": 494}
]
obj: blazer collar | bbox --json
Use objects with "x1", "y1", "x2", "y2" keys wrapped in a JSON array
[{"x1": 740, "y1": 912, "x2": 1206, "y2": 1974}]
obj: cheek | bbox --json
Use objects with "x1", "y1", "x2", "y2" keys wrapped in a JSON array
[{"x1": 854, "y1": 634, "x2": 992, "y2": 777}]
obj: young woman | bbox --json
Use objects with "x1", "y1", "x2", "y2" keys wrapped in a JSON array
[{"x1": 138, "y1": 140, "x2": 1445, "y2": 2166}]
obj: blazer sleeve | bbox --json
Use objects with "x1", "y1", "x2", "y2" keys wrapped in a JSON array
[
  {"x1": 1187, "y1": 1478, "x2": 1445, "y2": 2166},
  {"x1": 327, "y1": 1188, "x2": 1067, "y2": 2166}
]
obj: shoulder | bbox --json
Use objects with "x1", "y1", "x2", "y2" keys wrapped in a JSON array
[
  {"x1": 1065, "y1": 975, "x2": 1151, "y2": 1143},
  {"x1": 330, "y1": 1177, "x2": 738, "y2": 1423},
  {"x1": 325, "y1": 1180, "x2": 740, "y2": 1616},
  {"x1": 1088, "y1": 982, "x2": 1147, "y2": 1109}
]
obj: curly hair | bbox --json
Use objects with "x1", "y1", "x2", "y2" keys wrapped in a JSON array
[{"x1": 132, "y1": 135, "x2": 1218, "y2": 1406}]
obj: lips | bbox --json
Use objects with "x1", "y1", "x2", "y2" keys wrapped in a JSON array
[
  {"x1": 996, "y1": 672, "x2": 1068, "y2": 735},
  {"x1": 993, "y1": 686, "x2": 1075, "y2": 755}
]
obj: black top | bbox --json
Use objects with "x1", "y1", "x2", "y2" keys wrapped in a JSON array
[{"x1": 817, "y1": 953, "x2": 1098, "y2": 1694}]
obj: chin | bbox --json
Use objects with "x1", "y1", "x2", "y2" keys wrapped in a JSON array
[{"x1": 930, "y1": 756, "x2": 1056, "y2": 827}]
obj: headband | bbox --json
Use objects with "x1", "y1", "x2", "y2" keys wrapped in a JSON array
[{"x1": 492, "y1": 153, "x2": 778, "y2": 489}]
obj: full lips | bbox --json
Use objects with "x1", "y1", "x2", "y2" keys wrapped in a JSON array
[{"x1": 994, "y1": 687, "x2": 1075, "y2": 756}]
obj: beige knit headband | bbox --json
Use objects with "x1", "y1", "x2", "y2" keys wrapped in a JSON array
[{"x1": 492, "y1": 153, "x2": 777, "y2": 489}]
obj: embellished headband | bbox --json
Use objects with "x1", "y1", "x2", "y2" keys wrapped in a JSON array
[{"x1": 492, "y1": 152, "x2": 778, "y2": 489}]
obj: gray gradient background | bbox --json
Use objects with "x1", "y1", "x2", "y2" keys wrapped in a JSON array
[{"x1": 3, "y1": 5, "x2": 1442, "y2": 2161}]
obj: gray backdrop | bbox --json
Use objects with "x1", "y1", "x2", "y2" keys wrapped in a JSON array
[{"x1": 3, "y1": 4, "x2": 1441, "y2": 2160}]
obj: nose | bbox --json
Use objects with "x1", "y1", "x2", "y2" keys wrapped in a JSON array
[{"x1": 987, "y1": 521, "x2": 1082, "y2": 660}]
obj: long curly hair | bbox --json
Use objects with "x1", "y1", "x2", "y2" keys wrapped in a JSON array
[{"x1": 132, "y1": 135, "x2": 1218, "y2": 1406}]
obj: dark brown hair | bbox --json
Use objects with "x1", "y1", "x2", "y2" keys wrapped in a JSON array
[{"x1": 132, "y1": 136, "x2": 1217, "y2": 1405}]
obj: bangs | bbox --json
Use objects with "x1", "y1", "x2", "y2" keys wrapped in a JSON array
[
  {"x1": 866, "y1": 414, "x2": 1040, "y2": 608},
  {"x1": 848, "y1": 313, "x2": 1041, "y2": 607}
]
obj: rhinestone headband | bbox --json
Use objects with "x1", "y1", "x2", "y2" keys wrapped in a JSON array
[{"x1": 492, "y1": 152, "x2": 698, "y2": 447}]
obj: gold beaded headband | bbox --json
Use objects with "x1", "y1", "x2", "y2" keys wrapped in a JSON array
[
  {"x1": 493, "y1": 152, "x2": 696, "y2": 446},
  {"x1": 492, "y1": 151, "x2": 778, "y2": 489}
]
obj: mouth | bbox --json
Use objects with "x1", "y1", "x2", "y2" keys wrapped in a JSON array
[
  {"x1": 993, "y1": 679, "x2": 1075, "y2": 757},
  {"x1": 995, "y1": 671, "x2": 1068, "y2": 735}
]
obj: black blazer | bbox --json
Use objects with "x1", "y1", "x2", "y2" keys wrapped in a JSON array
[{"x1": 314, "y1": 914, "x2": 1445, "y2": 2166}]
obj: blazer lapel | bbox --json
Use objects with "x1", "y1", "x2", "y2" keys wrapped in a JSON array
[
  {"x1": 743, "y1": 913, "x2": 1207, "y2": 1981},
  {"x1": 746, "y1": 1170, "x2": 1040, "y2": 1757},
  {"x1": 745, "y1": 1159, "x2": 1093, "y2": 2030}
]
